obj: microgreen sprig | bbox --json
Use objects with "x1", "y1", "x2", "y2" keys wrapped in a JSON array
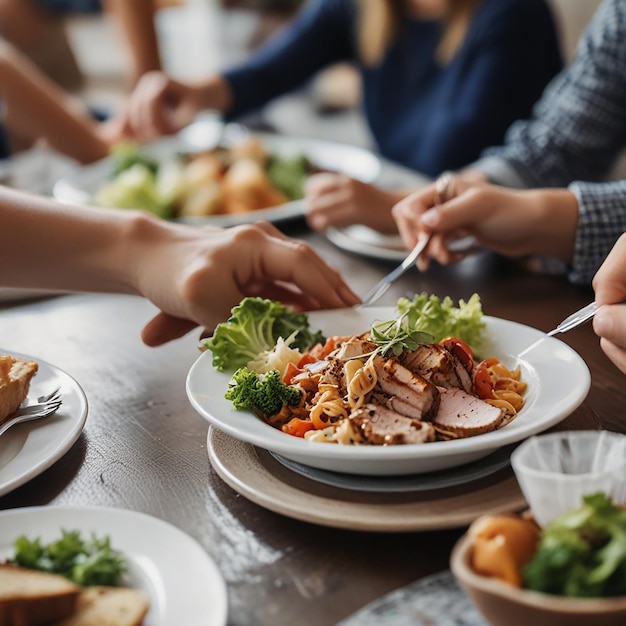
[
  {"x1": 348, "y1": 312, "x2": 433, "y2": 361},
  {"x1": 370, "y1": 312, "x2": 434, "y2": 356}
]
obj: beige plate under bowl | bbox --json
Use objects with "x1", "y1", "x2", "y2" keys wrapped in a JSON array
[{"x1": 207, "y1": 428, "x2": 527, "y2": 532}]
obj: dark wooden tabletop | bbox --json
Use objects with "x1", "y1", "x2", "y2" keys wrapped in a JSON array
[{"x1": 0, "y1": 218, "x2": 620, "y2": 626}]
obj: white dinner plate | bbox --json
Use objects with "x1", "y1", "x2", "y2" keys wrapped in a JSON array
[
  {"x1": 325, "y1": 227, "x2": 480, "y2": 262},
  {"x1": 187, "y1": 308, "x2": 590, "y2": 476},
  {"x1": 52, "y1": 118, "x2": 382, "y2": 228},
  {"x1": 325, "y1": 226, "x2": 408, "y2": 262},
  {"x1": 0, "y1": 351, "x2": 88, "y2": 496},
  {"x1": 0, "y1": 505, "x2": 228, "y2": 626}
]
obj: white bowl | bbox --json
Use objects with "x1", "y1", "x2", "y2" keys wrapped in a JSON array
[{"x1": 186, "y1": 308, "x2": 590, "y2": 476}]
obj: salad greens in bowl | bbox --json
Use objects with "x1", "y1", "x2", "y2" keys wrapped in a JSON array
[{"x1": 451, "y1": 493, "x2": 626, "y2": 626}]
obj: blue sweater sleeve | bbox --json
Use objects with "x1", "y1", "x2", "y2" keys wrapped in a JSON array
[
  {"x1": 414, "y1": 0, "x2": 563, "y2": 174},
  {"x1": 223, "y1": 0, "x2": 355, "y2": 120}
]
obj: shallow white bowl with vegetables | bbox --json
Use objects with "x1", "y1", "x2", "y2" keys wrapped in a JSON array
[{"x1": 186, "y1": 304, "x2": 590, "y2": 476}]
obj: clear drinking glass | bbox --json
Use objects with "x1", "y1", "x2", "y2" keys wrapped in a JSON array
[{"x1": 510, "y1": 430, "x2": 626, "y2": 527}]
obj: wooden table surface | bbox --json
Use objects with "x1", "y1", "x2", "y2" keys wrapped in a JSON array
[{"x1": 0, "y1": 218, "x2": 620, "y2": 626}]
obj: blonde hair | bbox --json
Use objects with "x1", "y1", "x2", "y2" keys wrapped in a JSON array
[{"x1": 357, "y1": 0, "x2": 482, "y2": 67}]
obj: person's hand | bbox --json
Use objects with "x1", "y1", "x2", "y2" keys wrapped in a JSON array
[
  {"x1": 122, "y1": 71, "x2": 200, "y2": 142},
  {"x1": 131, "y1": 220, "x2": 360, "y2": 346},
  {"x1": 592, "y1": 233, "x2": 626, "y2": 375},
  {"x1": 392, "y1": 173, "x2": 578, "y2": 271},
  {"x1": 304, "y1": 173, "x2": 404, "y2": 234}
]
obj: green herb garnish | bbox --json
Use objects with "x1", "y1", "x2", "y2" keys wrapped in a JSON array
[
  {"x1": 369, "y1": 314, "x2": 433, "y2": 357},
  {"x1": 361, "y1": 293, "x2": 485, "y2": 358},
  {"x1": 13, "y1": 529, "x2": 127, "y2": 587}
]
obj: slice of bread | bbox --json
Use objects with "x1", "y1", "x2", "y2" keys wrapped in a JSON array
[
  {"x1": 0, "y1": 563, "x2": 81, "y2": 625},
  {"x1": 0, "y1": 355, "x2": 38, "y2": 424},
  {"x1": 54, "y1": 586, "x2": 150, "y2": 626}
]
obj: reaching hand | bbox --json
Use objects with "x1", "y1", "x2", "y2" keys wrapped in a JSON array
[
  {"x1": 392, "y1": 173, "x2": 578, "y2": 271},
  {"x1": 123, "y1": 71, "x2": 200, "y2": 142},
  {"x1": 133, "y1": 220, "x2": 360, "y2": 346},
  {"x1": 305, "y1": 172, "x2": 403, "y2": 234}
]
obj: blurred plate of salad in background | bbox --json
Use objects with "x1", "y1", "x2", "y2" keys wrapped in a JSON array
[
  {"x1": 52, "y1": 118, "x2": 382, "y2": 227},
  {"x1": 186, "y1": 303, "x2": 590, "y2": 476},
  {"x1": 0, "y1": 505, "x2": 228, "y2": 626}
]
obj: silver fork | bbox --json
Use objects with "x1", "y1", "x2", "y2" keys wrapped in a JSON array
[
  {"x1": 0, "y1": 387, "x2": 63, "y2": 437},
  {"x1": 359, "y1": 233, "x2": 432, "y2": 307},
  {"x1": 517, "y1": 302, "x2": 600, "y2": 358}
]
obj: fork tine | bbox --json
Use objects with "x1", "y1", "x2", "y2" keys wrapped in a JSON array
[
  {"x1": 0, "y1": 395, "x2": 63, "y2": 436},
  {"x1": 37, "y1": 386, "x2": 61, "y2": 403}
]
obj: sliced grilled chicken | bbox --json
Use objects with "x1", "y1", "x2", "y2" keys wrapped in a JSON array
[
  {"x1": 350, "y1": 403, "x2": 436, "y2": 445},
  {"x1": 433, "y1": 387, "x2": 505, "y2": 438},
  {"x1": 332, "y1": 336, "x2": 377, "y2": 360},
  {"x1": 373, "y1": 355, "x2": 440, "y2": 421},
  {"x1": 400, "y1": 344, "x2": 472, "y2": 392}
]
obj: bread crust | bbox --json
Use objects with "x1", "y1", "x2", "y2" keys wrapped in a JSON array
[
  {"x1": 54, "y1": 586, "x2": 149, "y2": 626},
  {"x1": 0, "y1": 563, "x2": 80, "y2": 626},
  {"x1": 0, "y1": 564, "x2": 149, "y2": 626}
]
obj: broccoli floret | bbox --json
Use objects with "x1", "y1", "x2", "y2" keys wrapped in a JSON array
[
  {"x1": 225, "y1": 368, "x2": 301, "y2": 417},
  {"x1": 203, "y1": 297, "x2": 324, "y2": 372},
  {"x1": 523, "y1": 493, "x2": 626, "y2": 597}
]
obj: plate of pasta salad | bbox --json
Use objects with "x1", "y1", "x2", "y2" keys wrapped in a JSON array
[
  {"x1": 186, "y1": 295, "x2": 590, "y2": 476},
  {"x1": 52, "y1": 118, "x2": 382, "y2": 227}
]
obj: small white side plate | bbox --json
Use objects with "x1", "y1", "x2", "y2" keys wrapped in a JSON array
[
  {"x1": 0, "y1": 505, "x2": 228, "y2": 626},
  {"x1": 0, "y1": 350, "x2": 88, "y2": 496}
]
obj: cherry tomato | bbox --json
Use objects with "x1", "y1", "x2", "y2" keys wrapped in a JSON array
[
  {"x1": 440, "y1": 336, "x2": 475, "y2": 371},
  {"x1": 474, "y1": 358, "x2": 498, "y2": 399}
]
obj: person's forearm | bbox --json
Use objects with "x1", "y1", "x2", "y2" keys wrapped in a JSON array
[
  {"x1": 104, "y1": 0, "x2": 162, "y2": 84},
  {"x1": 0, "y1": 45, "x2": 110, "y2": 163},
  {"x1": 0, "y1": 187, "x2": 155, "y2": 293},
  {"x1": 527, "y1": 188, "x2": 578, "y2": 262},
  {"x1": 457, "y1": 167, "x2": 490, "y2": 185},
  {"x1": 191, "y1": 75, "x2": 233, "y2": 113}
]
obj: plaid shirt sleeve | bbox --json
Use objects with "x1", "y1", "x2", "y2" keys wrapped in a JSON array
[
  {"x1": 470, "y1": 0, "x2": 626, "y2": 284},
  {"x1": 569, "y1": 180, "x2": 626, "y2": 284}
]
